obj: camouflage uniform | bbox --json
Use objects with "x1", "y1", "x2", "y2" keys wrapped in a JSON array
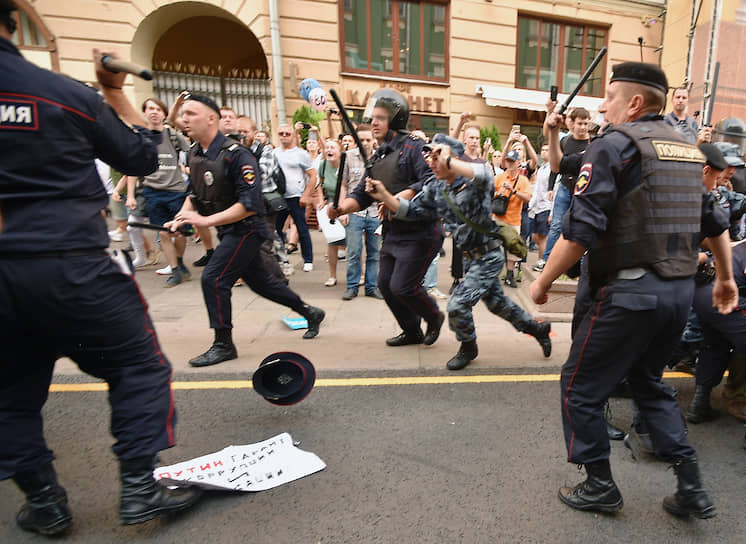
[{"x1": 394, "y1": 162, "x2": 537, "y2": 342}]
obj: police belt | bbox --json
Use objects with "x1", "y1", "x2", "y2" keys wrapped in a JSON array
[
  {"x1": 462, "y1": 239, "x2": 501, "y2": 260},
  {"x1": 0, "y1": 249, "x2": 108, "y2": 259},
  {"x1": 217, "y1": 214, "x2": 261, "y2": 233}
]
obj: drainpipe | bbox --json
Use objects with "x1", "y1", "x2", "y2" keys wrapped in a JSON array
[
  {"x1": 685, "y1": 0, "x2": 704, "y2": 87},
  {"x1": 269, "y1": 0, "x2": 287, "y2": 125},
  {"x1": 702, "y1": 0, "x2": 722, "y2": 121}
]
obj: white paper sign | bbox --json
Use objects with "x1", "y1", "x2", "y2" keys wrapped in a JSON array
[
  {"x1": 153, "y1": 433, "x2": 326, "y2": 492},
  {"x1": 316, "y1": 204, "x2": 347, "y2": 243}
]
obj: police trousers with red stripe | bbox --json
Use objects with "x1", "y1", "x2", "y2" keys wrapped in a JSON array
[
  {"x1": 202, "y1": 222, "x2": 302, "y2": 330},
  {"x1": 0, "y1": 255, "x2": 176, "y2": 480},
  {"x1": 560, "y1": 272, "x2": 697, "y2": 464}
]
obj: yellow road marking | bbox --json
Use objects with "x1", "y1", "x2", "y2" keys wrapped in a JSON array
[{"x1": 48, "y1": 372, "x2": 694, "y2": 392}]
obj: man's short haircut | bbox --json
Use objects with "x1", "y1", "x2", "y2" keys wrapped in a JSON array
[
  {"x1": 220, "y1": 106, "x2": 236, "y2": 114},
  {"x1": 237, "y1": 115, "x2": 257, "y2": 130},
  {"x1": 672, "y1": 86, "x2": 689, "y2": 97},
  {"x1": 569, "y1": 107, "x2": 590, "y2": 120},
  {"x1": 141, "y1": 97, "x2": 168, "y2": 116},
  {"x1": 356, "y1": 123, "x2": 371, "y2": 133},
  {"x1": 631, "y1": 83, "x2": 667, "y2": 113}
]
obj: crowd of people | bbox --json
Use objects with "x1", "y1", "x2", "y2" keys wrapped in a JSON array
[{"x1": 3, "y1": 0, "x2": 746, "y2": 532}]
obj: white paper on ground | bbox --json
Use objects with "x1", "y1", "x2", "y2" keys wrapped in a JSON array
[{"x1": 153, "y1": 432, "x2": 326, "y2": 492}]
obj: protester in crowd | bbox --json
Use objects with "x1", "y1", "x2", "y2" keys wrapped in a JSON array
[
  {"x1": 316, "y1": 138, "x2": 346, "y2": 286},
  {"x1": 529, "y1": 144, "x2": 553, "y2": 268}
]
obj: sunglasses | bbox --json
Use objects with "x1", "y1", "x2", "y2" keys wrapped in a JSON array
[{"x1": 278, "y1": 131, "x2": 292, "y2": 136}]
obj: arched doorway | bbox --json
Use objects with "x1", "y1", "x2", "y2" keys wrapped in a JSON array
[
  {"x1": 131, "y1": 3, "x2": 271, "y2": 128},
  {"x1": 152, "y1": 16, "x2": 271, "y2": 125}
]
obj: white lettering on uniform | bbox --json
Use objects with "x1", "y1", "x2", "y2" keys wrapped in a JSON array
[
  {"x1": 15, "y1": 106, "x2": 31, "y2": 124},
  {"x1": 1, "y1": 105, "x2": 15, "y2": 123}
]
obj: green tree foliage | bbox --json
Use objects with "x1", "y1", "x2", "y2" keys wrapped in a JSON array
[
  {"x1": 480, "y1": 125, "x2": 502, "y2": 161},
  {"x1": 292, "y1": 105, "x2": 325, "y2": 147}
]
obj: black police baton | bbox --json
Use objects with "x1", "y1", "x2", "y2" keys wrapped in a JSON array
[
  {"x1": 557, "y1": 46, "x2": 607, "y2": 115},
  {"x1": 329, "y1": 89, "x2": 371, "y2": 169},
  {"x1": 330, "y1": 143, "x2": 348, "y2": 224},
  {"x1": 101, "y1": 55, "x2": 153, "y2": 81},
  {"x1": 127, "y1": 221, "x2": 194, "y2": 236}
]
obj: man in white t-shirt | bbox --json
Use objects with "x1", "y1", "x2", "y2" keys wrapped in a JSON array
[{"x1": 274, "y1": 123, "x2": 318, "y2": 271}]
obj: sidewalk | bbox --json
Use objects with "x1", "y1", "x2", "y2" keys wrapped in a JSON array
[{"x1": 54, "y1": 229, "x2": 575, "y2": 377}]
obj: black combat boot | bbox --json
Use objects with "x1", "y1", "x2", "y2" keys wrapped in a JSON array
[
  {"x1": 662, "y1": 457, "x2": 716, "y2": 518},
  {"x1": 297, "y1": 303, "x2": 325, "y2": 339},
  {"x1": 527, "y1": 321, "x2": 552, "y2": 357},
  {"x1": 423, "y1": 311, "x2": 445, "y2": 346},
  {"x1": 119, "y1": 456, "x2": 202, "y2": 525},
  {"x1": 189, "y1": 329, "x2": 237, "y2": 367},
  {"x1": 687, "y1": 385, "x2": 717, "y2": 423},
  {"x1": 558, "y1": 459, "x2": 623, "y2": 513},
  {"x1": 446, "y1": 340, "x2": 478, "y2": 371},
  {"x1": 12, "y1": 462, "x2": 73, "y2": 535}
]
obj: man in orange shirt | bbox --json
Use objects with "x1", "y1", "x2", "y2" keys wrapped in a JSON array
[{"x1": 494, "y1": 149, "x2": 532, "y2": 287}]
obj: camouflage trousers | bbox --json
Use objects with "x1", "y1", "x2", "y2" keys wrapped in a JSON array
[{"x1": 447, "y1": 248, "x2": 535, "y2": 342}]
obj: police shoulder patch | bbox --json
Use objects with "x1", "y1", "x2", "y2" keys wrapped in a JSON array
[
  {"x1": 574, "y1": 163, "x2": 592, "y2": 195},
  {"x1": 242, "y1": 164, "x2": 256, "y2": 185},
  {"x1": 0, "y1": 97, "x2": 39, "y2": 131}
]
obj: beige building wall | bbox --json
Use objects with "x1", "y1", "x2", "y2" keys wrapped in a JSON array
[{"x1": 21, "y1": 0, "x2": 664, "y2": 140}]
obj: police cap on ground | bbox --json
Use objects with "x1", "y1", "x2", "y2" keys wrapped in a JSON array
[
  {"x1": 252, "y1": 351, "x2": 316, "y2": 406},
  {"x1": 425, "y1": 133, "x2": 465, "y2": 157},
  {"x1": 713, "y1": 142, "x2": 745, "y2": 167},
  {"x1": 609, "y1": 62, "x2": 669, "y2": 94},
  {"x1": 183, "y1": 92, "x2": 221, "y2": 115},
  {"x1": 699, "y1": 143, "x2": 729, "y2": 171}
]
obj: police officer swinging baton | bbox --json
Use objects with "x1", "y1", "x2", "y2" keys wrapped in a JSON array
[
  {"x1": 127, "y1": 221, "x2": 194, "y2": 236},
  {"x1": 557, "y1": 46, "x2": 607, "y2": 115},
  {"x1": 101, "y1": 55, "x2": 153, "y2": 81}
]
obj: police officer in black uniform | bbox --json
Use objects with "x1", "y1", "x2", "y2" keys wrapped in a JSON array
[
  {"x1": 329, "y1": 89, "x2": 445, "y2": 347},
  {"x1": 167, "y1": 94, "x2": 325, "y2": 367},
  {"x1": 531, "y1": 62, "x2": 739, "y2": 518},
  {"x1": 0, "y1": 1, "x2": 200, "y2": 535}
]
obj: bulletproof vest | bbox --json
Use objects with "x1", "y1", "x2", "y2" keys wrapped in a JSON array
[
  {"x1": 368, "y1": 134, "x2": 410, "y2": 195},
  {"x1": 188, "y1": 140, "x2": 240, "y2": 216},
  {"x1": 590, "y1": 120, "x2": 704, "y2": 282}
]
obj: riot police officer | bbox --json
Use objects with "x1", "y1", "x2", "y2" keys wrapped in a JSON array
[
  {"x1": 531, "y1": 62, "x2": 738, "y2": 518},
  {"x1": 329, "y1": 89, "x2": 444, "y2": 347},
  {"x1": 0, "y1": 0, "x2": 200, "y2": 534},
  {"x1": 167, "y1": 94, "x2": 325, "y2": 367},
  {"x1": 366, "y1": 135, "x2": 552, "y2": 370}
]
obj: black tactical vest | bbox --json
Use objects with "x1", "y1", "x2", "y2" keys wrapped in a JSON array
[
  {"x1": 590, "y1": 120, "x2": 704, "y2": 282},
  {"x1": 368, "y1": 134, "x2": 410, "y2": 195},
  {"x1": 188, "y1": 139, "x2": 240, "y2": 216}
]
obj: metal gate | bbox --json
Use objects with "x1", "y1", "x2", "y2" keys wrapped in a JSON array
[{"x1": 152, "y1": 71, "x2": 272, "y2": 129}]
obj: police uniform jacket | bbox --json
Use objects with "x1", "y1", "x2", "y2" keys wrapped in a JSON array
[
  {"x1": 562, "y1": 113, "x2": 729, "y2": 288},
  {"x1": 187, "y1": 131, "x2": 263, "y2": 236},
  {"x1": 348, "y1": 131, "x2": 435, "y2": 238},
  {"x1": 0, "y1": 36, "x2": 158, "y2": 253},
  {"x1": 393, "y1": 162, "x2": 495, "y2": 251}
]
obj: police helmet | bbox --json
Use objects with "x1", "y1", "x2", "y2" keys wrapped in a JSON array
[
  {"x1": 713, "y1": 142, "x2": 745, "y2": 167},
  {"x1": 713, "y1": 117, "x2": 746, "y2": 151},
  {"x1": 363, "y1": 89, "x2": 409, "y2": 131},
  {"x1": 252, "y1": 352, "x2": 316, "y2": 406}
]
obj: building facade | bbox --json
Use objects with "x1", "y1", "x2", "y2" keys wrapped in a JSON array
[{"x1": 11, "y1": 0, "x2": 666, "y2": 142}]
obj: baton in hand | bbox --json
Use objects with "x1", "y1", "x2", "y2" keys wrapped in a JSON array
[
  {"x1": 127, "y1": 221, "x2": 194, "y2": 236},
  {"x1": 101, "y1": 55, "x2": 153, "y2": 81},
  {"x1": 557, "y1": 47, "x2": 607, "y2": 115}
]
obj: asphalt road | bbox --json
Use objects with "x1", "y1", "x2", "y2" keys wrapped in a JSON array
[{"x1": 1, "y1": 372, "x2": 744, "y2": 543}]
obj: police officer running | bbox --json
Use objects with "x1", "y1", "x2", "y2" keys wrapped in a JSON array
[
  {"x1": 0, "y1": 0, "x2": 200, "y2": 534},
  {"x1": 328, "y1": 89, "x2": 445, "y2": 347},
  {"x1": 530, "y1": 62, "x2": 739, "y2": 518},
  {"x1": 366, "y1": 135, "x2": 552, "y2": 370},
  {"x1": 166, "y1": 95, "x2": 324, "y2": 367}
]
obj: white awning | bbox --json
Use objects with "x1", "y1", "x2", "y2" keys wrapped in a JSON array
[{"x1": 475, "y1": 84, "x2": 604, "y2": 114}]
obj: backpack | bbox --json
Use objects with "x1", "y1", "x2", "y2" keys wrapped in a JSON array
[{"x1": 251, "y1": 142, "x2": 287, "y2": 194}]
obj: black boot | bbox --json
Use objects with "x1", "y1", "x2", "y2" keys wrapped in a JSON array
[
  {"x1": 558, "y1": 459, "x2": 623, "y2": 513},
  {"x1": 446, "y1": 340, "x2": 478, "y2": 371},
  {"x1": 662, "y1": 457, "x2": 716, "y2": 518},
  {"x1": 526, "y1": 321, "x2": 552, "y2": 357},
  {"x1": 423, "y1": 311, "x2": 445, "y2": 346},
  {"x1": 12, "y1": 462, "x2": 72, "y2": 535},
  {"x1": 298, "y1": 303, "x2": 325, "y2": 339},
  {"x1": 119, "y1": 456, "x2": 202, "y2": 525},
  {"x1": 687, "y1": 385, "x2": 717, "y2": 423},
  {"x1": 504, "y1": 270, "x2": 517, "y2": 288},
  {"x1": 386, "y1": 330, "x2": 424, "y2": 347},
  {"x1": 189, "y1": 342, "x2": 237, "y2": 367}
]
